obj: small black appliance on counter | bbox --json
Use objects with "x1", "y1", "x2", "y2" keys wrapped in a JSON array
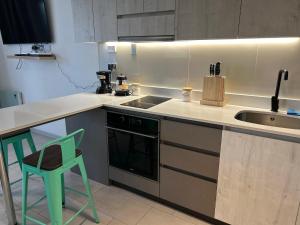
[{"x1": 96, "y1": 71, "x2": 112, "y2": 94}]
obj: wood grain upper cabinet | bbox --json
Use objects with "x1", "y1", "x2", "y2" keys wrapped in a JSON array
[
  {"x1": 143, "y1": 0, "x2": 176, "y2": 13},
  {"x1": 93, "y1": 0, "x2": 117, "y2": 41},
  {"x1": 71, "y1": 0, "x2": 117, "y2": 42},
  {"x1": 215, "y1": 130, "x2": 300, "y2": 225},
  {"x1": 239, "y1": 0, "x2": 300, "y2": 37},
  {"x1": 117, "y1": 0, "x2": 143, "y2": 15},
  {"x1": 175, "y1": 0, "x2": 241, "y2": 40},
  {"x1": 71, "y1": 0, "x2": 95, "y2": 42},
  {"x1": 118, "y1": 14, "x2": 175, "y2": 38}
]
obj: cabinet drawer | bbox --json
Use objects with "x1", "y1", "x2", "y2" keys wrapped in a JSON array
[
  {"x1": 117, "y1": 0, "x2": 144, "y2": 15},
  {"x1": 117, "y1": 14, "x2": 175, "y2": 37},
  {"x1": 160, "y1": 167, "x2": 217, "y2": 217},
  {"x1": 161, "y1": 120, "x2": 222, "y2": 153},
  {"x1": 143, "y1": 0, "x2": 176, "y2": 13},
  {"x1": 160, "y1": 144, "x2": 219, "y2": 179}
]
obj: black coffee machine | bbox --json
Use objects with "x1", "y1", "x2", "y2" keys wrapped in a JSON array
[{"x1": 96, "y1": 71, "x2": 112, "y2": 94}]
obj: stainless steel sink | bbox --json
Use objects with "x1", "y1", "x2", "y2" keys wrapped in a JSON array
[{"x1": 235, "y1": 110, "x2": 300, "y2": 129}]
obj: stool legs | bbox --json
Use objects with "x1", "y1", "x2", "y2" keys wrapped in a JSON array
[
  {"x1": 45, "y1": 173, "x2": 63, "y2": 225},
  {"x1": 26, "y1": 132, "x2": 37, "y2": 153},
  {"x1": 61, "y1": 174, "x2": 65, "y2": 208},
  {"x1": 13, "y1": 141, "x2": 25, "y2": 169},
  {"x1": 78, "y1": 158, "x2": 99, "y2": 223},
  {"x1": 1, "y1": 143, "x2": 9, "y2": 169},
  {"x1": 22, "y1": 168, "x2": 29, "y2": 225}
]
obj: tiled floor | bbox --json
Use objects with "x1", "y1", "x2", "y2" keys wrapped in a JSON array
[{"x1": 0, "y1": 132, "x2": 211, "y2": 225}]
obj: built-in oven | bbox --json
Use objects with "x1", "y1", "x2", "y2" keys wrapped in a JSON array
[{"x1": 107, "y1": 111, "x2": 159, "y2": 181}]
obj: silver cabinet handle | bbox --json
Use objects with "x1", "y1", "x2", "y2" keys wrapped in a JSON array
[{"x1": 106, "y1": 126, "x2": 158, "y2": 139}]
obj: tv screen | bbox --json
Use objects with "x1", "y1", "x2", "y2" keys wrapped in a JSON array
[{"x1": 0, "y1": 0, "x2": 52, "y2": 44}]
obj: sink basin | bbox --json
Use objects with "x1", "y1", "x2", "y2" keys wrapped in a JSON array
[{"x1": 235, "y1": 110, "x2": 300, "y2": 129}]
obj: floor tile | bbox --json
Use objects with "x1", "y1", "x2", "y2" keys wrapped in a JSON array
[
  {"x1": 108, "y1": 219, "x2": 127, "y2": 225},
  {"x1": 93, "y1": 187, "x2": 151, "y2": 225},
  {"x1": 172, "y1": 211, "x2": 212, "y2": 225},
  {"x1": 80, "y1": 210, "x2": 112, "y2": 225},
  {"x1": 137, "y1": 208, "x2": 195, "y2": 225},
  {"x1": 120, "y1": 190, "x2": 175, "y2": 215}
]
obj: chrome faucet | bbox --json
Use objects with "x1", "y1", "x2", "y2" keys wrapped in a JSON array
[{"x1": 271, "y1": 69, "x2": 289, "y2": 112}]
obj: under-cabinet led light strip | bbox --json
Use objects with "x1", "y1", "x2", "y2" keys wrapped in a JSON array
[{"x1": 106, "y1": 37, "x2": 299, "y2": 47}]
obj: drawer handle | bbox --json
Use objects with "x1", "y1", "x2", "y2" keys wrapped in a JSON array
[{"x1": 161, "y1": 165, "x2": 217, "y2": 184}]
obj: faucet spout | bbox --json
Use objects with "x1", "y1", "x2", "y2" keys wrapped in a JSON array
[{"x1": 271, "y1": 69, "x2": 289, "y2": 112}]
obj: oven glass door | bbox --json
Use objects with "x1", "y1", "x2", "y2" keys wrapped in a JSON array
[{"x1": 108, "y1": 128, "x2": 158, "y2": 181}]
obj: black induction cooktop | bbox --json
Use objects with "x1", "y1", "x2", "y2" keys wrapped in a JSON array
[{"x1": 121, "y1": 96, "x2": 171, "y2": 109}]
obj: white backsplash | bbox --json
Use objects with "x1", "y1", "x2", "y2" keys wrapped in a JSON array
[{"x1": 111, "y1": 38, "x2": 300, "y2": 110}]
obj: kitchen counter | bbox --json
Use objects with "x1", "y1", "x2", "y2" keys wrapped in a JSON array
[{"x1": 1, "y1": 92, "x2": 300, "y2": 139}]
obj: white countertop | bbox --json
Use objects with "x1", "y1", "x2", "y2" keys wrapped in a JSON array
[{"x1": 1, "y1": 93, "x2": 300, "y2": 139}]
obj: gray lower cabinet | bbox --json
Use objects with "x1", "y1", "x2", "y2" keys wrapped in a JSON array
[
  {"x1": 71, "y1": 0, "x2": 95, "y2": 42},
  {"x1": 117, "y1": 14, "x2": 175, "y2": 38},
  {"x1": 160, "y1": 144, "x2": 219, "y2": 180},
  {"x1": 161, "y1": 120, "x2": 222, "y2": 154},
  {"x1": 65, "y1": 108, "x2": 109, "y2": 185},
  {"x1": 160, "y1": 167, "x2": 217, "y2": 217},
  {"x1": 160, "y1": 119, "x2": 221, "y2": 217},
  {"x1": 239, "y1": 0, "x2": 300, "y2": 37},
  {"x1": 143, "y1": 0, "x2": 176, "y2": 13},
  {"x1": 71, "y1": 0, "x2": 117, "y2": 42},
  {"x1": 116, "y1": 0, "x2": 144, "y2": 15},
  {"x1": 175, "y1": 0, "x2": 241, "y2": 40}
]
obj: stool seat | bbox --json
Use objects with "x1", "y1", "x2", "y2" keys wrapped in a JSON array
[{"x1": 23, "y1": 145, "x2": 82, "y2": 171}]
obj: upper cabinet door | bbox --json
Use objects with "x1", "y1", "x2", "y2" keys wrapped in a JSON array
[
  {"x1": 93, "y1": 0, "x2": 118, "y2": 42},
  {"x1": 239, "y1": 0, "x2": 300, "y2": 38},
  {"x1": 175, "y1": 0, "x2": 241, "y2": 40},
  {"x1": 118, "y1": 14, "x2": 175, "y2": 38},
  {"x1": 71, "y1": 0, "x2": 95, "y2": 42},
  {"x1": 143, "y1": 0, "x2": 176, "y2": 13},
  {"x1": 117, "y1": 0, "x2": 144, "y2": 15}
]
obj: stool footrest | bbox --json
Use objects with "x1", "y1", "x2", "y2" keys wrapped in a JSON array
[
  {"x1": 26, "y1": 215, "x2": 47, "y2": 225},
  {"x1": 64, "y1": 202, "x2": 89, "y2": 225}
]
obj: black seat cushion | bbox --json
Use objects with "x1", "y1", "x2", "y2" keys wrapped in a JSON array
[{"x1": 22, "y1": 145, "x2": 82, "y2": 171}]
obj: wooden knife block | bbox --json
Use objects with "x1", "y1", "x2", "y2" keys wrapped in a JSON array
[{"x1": 200, "y1": 76, "x2": 225, "y2": 107}]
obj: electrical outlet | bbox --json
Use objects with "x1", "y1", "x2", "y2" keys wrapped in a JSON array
[
  {"x1": 108, "y1": 64, "x2": 117, "y2": 71},
  {"x1": 131, "y1": 43, "x2": 137, "y2": 56}
]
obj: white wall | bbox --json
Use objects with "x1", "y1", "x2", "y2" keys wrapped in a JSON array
[{"x1": 0, "y1": 0, "x2": 115, "y2": 136}]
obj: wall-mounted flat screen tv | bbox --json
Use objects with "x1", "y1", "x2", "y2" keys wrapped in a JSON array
[{"x1": 0, "y1": 0, "x2": 52, "y2": 44}]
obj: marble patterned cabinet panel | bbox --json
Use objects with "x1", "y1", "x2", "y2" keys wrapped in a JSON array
[
  {"x1": 297, "y1": 204, "x2": 300, "y2": 225},
  {"x1": 215, "y1": 130, "x2": 300, "y2": 225}
]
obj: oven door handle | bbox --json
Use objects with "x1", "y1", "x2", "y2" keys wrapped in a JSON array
[{"x1": 106, "y1": 126, "x2": 158, "y2": 139}]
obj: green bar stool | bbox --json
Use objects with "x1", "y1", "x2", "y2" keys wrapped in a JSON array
[
  {"x1": 1, "y1": 130, "x2": 37, "y2": 185},
  {"x1": 21, "y1": 129, "x2": 99, "y2": 225}
]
